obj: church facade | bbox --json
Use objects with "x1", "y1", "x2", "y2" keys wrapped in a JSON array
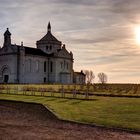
[{"x1": 0, "y1": 23, "x2": 85, "y2": 84}]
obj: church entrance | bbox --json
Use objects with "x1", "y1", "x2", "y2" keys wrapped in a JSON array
[
  {"x1": 44, "y1": 77, "x2": 46, "y2": 83},
  {"x1": 1, "y1": 66, "x2": 10, "y2": 83},
  {"x1": 4, "y1": 75, "x2": 9, "y2": 83}
]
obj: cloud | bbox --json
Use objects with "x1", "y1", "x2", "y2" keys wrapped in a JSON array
[{"x1": 0, "y1": 0, "x2": 140, "y2": 83}]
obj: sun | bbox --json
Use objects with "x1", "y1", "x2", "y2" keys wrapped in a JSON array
[{"x1": 134, "y1": 26, "x2": 140, "y2": 44}]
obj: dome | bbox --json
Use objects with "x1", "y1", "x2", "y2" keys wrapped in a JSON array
[{"x1": 36, "y1": 22, "x2": 61, "y2": 45}]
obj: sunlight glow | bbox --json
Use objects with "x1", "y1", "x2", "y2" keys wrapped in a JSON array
[{"x1": 134, "y1": 26, "x2": 140, "y2": 44}]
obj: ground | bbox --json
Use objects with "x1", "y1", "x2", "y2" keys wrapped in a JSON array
[
  {"x1": 0, "y1": 94, "x2": 140, "y2": 131},
  {"x1": 0, "y1": 100, "x2": 139, "y2": 140}
]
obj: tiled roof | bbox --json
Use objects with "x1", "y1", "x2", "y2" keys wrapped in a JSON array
[
  {"x1": 25, "y1": 47, "x2": 46, "y2": 56},
  {"x1": 12, "y1": 44, "x2": 54, "y2": 57},
  {"x1": 24, "y1": 47, "x2": 54, "y2": 57},
  {"x1": 37, "y1": 31, "x2": 61, "y2": 44}
]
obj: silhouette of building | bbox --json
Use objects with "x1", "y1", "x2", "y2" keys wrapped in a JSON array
[
  {"x1": 73, "y1": 71, "x2": 85, "y2": 84},
  {"x1": 0, "y1": 22, "x2": 85, "y2": 84}
]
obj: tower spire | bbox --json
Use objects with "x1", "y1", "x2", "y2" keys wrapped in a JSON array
[
  {"x1": 47, "y1": 22, "x2": 51, "y2": 32},
  {"x1": 3, "y1": 28, "x2": 11, "y2": 47}
]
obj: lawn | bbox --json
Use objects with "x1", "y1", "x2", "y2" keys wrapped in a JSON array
[{"x1": 0, "y1": 94, "x2": 140, "y2": 131}]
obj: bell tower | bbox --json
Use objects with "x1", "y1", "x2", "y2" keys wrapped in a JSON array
[{"x1": 3, "y1": 28, "x2": 11, "y2": 47}]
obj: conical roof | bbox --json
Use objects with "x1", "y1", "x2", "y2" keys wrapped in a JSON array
[
  {"x1": 4, "y1": 28, "x2": 11, "y2": 36},
  {"x1": 37, "y1": 22, "x2": 61, "y2": 45},
  {"x1": 39, "y1": 31, "x2": 61, "y2": 43}
]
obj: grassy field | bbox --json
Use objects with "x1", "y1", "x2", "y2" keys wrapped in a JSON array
[{"x1": 0, "y1": 93, "x2": 140, "y2": 132}]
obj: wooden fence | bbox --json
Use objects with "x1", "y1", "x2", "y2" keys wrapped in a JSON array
[{"x1": 0, "y1": 84, "x2": 140, "y2": 99}]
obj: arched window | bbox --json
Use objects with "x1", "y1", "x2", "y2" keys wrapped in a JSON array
[
  {"x1": 46, "y1": 46, "x2": 48, "y2": 50},
  {"x1": 50, "y1": 61, "x2": 53, "y2": 72},
  {"x1": 67, "y1": 62, "x2": 68, "y2": 69},
  {"x1": 44, "y1": 61, "x2": 46, "y2": 72},
  {"x1": 1, "y1": 66, "x2": 10, "y2": 83},
  {"x1": 60, "y1": 62, "x2": 63, "y2": 69},
  {"x1": 50, "y1": 45, "x2": 52, "y2": 50},
  {"x1": 36, "y1": 60, "x2": 39, "y2": 72},
  {"x1": 64, "y1": 60, "x2": 66, "y2": 68},
  {"x1": 25, "y1": 59, "x2": 31, "y2": 72}
]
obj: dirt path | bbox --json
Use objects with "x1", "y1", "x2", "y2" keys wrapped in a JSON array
[{"x1": 0, "y1": 100, "x2": 139, "y2": 140}]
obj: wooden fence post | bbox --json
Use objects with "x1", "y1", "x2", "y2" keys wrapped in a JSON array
[
  {"x1": 40, "y1": 88, "x2": 46, "y2": 96},
  {"x1": 14, "y1": 86, "x2": 18, "y2": 94},
  {"x1": 133, "y1": 84, "x2": 138, "y2": 94},
  {"x1": 23, "y1": 86, "x2": 26, "y2": 95},
  {"x1": 50, "y1": 87, "x2": 54, "y2": 97},
  {"x1": 6, "y1": 86, "x2": 10, "y2": 94},
  {"x1": 72, "y1": 84, "x2": 77, "y2": 98},
  {"x1": 31, "y1": 87, "x2": 35, "y2": 96},
  {"x1": 61, "y1": 84, "x2": 65, "y2": 98}
]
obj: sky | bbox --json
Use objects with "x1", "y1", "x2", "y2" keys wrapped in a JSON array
[{"x1": 0, "y1": 0, "x2": 140, "y2": 83}]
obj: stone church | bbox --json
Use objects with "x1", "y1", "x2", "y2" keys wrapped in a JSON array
[{"x1": 0, "y1": 22, "x2": 85, "y2": 84}]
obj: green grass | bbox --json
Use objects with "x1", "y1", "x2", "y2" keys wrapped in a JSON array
[{"x1": 0, "y1": 93, "x2": 140, "y2": 131}]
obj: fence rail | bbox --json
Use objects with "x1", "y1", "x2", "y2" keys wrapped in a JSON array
[
  {"x1": 0, "y1": 84, "x2": 94, "y2": 100},
  {"x1": 0, "y1": 84, "x2": 140, "y2": 99}
]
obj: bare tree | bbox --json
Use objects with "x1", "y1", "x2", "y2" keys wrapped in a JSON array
[
  {"x1": 98, "y1": 72, "x2": 107, "y2": 84},
  {"x1": 83, "y1": 70, "x2": 95, "y2": 84}
]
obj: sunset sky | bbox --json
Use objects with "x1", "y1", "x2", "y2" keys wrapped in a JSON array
[{"x1": 0, "y1": 0, "x2": 140, "y2": 83}]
